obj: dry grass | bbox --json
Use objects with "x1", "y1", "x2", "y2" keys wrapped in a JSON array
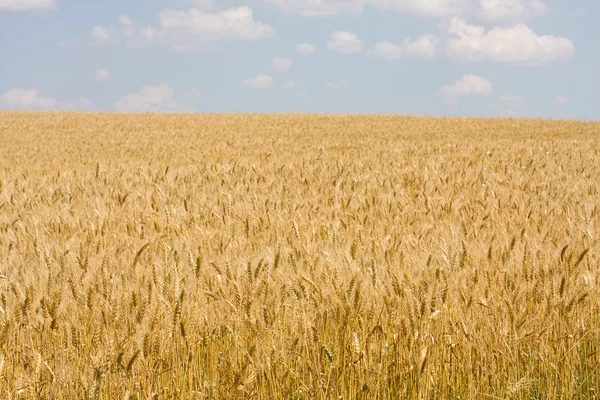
[{"x1": 1, "y1": 112, "x2": 600, "y2": 399}]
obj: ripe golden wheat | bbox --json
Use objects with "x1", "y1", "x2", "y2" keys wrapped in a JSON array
[{"x1": 0, "y1": 112, "x2": 599, "y2": 399}]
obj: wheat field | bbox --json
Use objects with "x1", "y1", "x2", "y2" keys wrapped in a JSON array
[{"x1": 0, "y1": 112, "x2": 599, "y2": 399}]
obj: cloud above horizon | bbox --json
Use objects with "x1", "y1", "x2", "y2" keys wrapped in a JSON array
[{"x1": 0, "y1": 0, "x2": 593, "y2": 118}]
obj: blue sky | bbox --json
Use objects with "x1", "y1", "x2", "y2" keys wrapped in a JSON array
[{"x1": 0, "y1": 0, "x2": 597, "y2": 118}]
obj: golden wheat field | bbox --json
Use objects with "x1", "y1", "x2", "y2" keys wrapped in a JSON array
[{"x1": 1, "y1": 112, "x2": 600, "y2": 399}]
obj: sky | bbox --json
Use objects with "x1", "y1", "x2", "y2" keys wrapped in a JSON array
[{"x1": 0, "y1": 0, "x2": 598, "y2": 118}]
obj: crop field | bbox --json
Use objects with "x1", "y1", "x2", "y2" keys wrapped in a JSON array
[{"x1": 1, "y1": 112, "x2": 600, "y2": 399}]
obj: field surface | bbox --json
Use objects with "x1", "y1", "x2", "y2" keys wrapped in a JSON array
[{"x1": 1, "y1": 112, "x2": 600, "y2": 399}]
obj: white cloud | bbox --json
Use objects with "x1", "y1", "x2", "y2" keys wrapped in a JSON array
[
  {"x1": 141, "y1": 27, "x2": 160, "y2": 41},
  {"x1": 296, "y1": 43, "x2": 316, "y2": 56},
  {"x1": 555, "y1": 95, "x2": 571, "y2": 106},
  {"x1": 0, "y1": 0, "x2": 55, "y2": 11},
  {"x1": 327, "y1": 80, "x2": 349, "y2": 89},
  {"x1": 65, "y1": 7, "x2": 274, "y2": 51},
  {"x1": 437, "y1": 75, "x2": 493, "y2": 104},
  {"x1": 118, "y1": 14, "x2": 133, "y2": 28},
  {"x1": 367, "y1": 35, "x2": 438, "y2": 60},
  {"x1": 157, "y1": 7, "x2": 274, "y2": 50},
  {"x1": 114, "y1": 84, "x2": 185, "y2": 112},
  {"x1": 183, "y1": 0, "x2": 214, "y2": 8},
  {"x1": 92, "y1": 26, "x2": 111, "y2": 40},
  {"x1": 480, "y1": 0, "x2": 547, "y2": 22},
  {"x1": 118, "y1": 15, "x2": 135, "y2": 37},
  {"x1": 243, "y1": 75, "x2": 274, "y2": 89},
  {"x1": 368, "y1": 41, "x2": 404, "y2": 60},
  {"x1": 0, "y1": 88, "x2": 91, "y2": 110},
  {"x1": 257, "y1": 0, "x2": 548, "y2": 20},
  {"x1": 263, "y1": 0, "x2": 469, "y2": 18},
  {"x1": 403, "y1": 35, "x2": 439, "y2": 58},
  {"x1": 369, "y1": 0, "x2": 466, "y2": 18},
  {"x1": 0, "y1": 88, "x2": 57, "y2": 109},
  {"x1": 328, "y1": 31, "x2": 363, "y2": 54},
  {"x1": 273, "y1": 56, "x2": 292, "y2": 71},
  {"x1": 447, "y1": 18, "x2": 574, "y2": 65},
  {"x1": 96, "y1": 69, "x2": 111, "y2": 82},
  {"x1": 283, "y1": 80, "x2": 296, "y2": 89},
  {"x1": 264, "y1": 0, "x2": 364, "y2": 16}
]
